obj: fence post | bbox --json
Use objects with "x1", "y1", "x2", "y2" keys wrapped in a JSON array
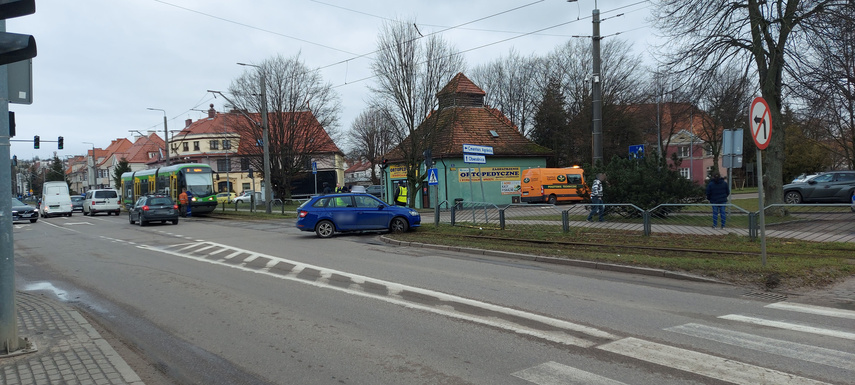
[
  {"x1": 643, "y1": 210, "x2": 651, "y2": 236},
  {"x1": 562, "y1": 210, "x2": 569, "y2": 233},
  {"x1": 450, "y1": 204, "x2": 456, "y2": 226},
  {"x1": 499, "y1": 208, "x2": 506, "y2": 230},
  {"x1": 434, "y1": 203, "x2": 440, "y2": 227},
  {"x1": 748, "y1": 212, "x2": 757, "y2": 240}
]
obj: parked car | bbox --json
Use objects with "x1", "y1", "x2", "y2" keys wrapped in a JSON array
[
  {"x1": 83, "y1": 189, "x2": 122, "y2": 216},
  {"x1": 783, "y1": 170, "x2": 855, "y2": 204},
  {"x1": 349, "y1": 185, "x2": 367, "y2": 193},
  {"x1": 70, "y1": 195, "x2": 85, "y2": 212},
  {"x1": 366, "y1": 185, "x2": 383, "y2": 197},
  {"x1": 129, "y1": 195, "x2": 179, "y2": 226},
  {"x1": 11, "y1": 197, "x2": 38, "y2": 223},
  {"x1": 233, "y1": 191, "x2": 256, "y2": 203},
  {"x1": 296, "y1": 193, "x2": 420, "y2": 238},
  {"x1": 216, "y1": 192, "x2": 237, "y2": 204}
]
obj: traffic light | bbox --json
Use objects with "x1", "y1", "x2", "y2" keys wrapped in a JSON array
[
  {"x1": 380, "y1": 159, "x2": 389, "y2": 169},
  {"x1": 0, "y1": 0, "x2": 37, "y2": 66},
  {"x1": 11, "y1": 155, "x2": 17, "y2": 166},
  {"x1": 247, "y1": 167, "x2": 254, "y2": 179},
  {"x1": 57, "y1": 136, "x2": 63, "y2": 149},
  {"x1": 33, "y1": 135, "x2": 39, "y2": 149},
  {"x1": 7, "y1": 111, "x2": 14, "y2": 137}
]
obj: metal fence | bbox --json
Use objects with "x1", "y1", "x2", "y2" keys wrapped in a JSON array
[{"x1": 436, "y1": 201, "x2": 855, "y2": 243}]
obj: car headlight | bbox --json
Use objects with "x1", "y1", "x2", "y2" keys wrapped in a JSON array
[
  {"x1": 409, "y1": 210, "x2": 419, "y2": 216},
  {"x1": 191, "y1": 197, "x2": 197, "y2": 202}
]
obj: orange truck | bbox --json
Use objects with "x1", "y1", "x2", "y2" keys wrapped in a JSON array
[{"x1": 519, "y1": 167, "x2": 588, "y2": 204}]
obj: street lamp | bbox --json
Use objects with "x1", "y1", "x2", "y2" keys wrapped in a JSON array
[
  {"x1": 146, "y1": 108, "x2": 169, "y2": 165},
  {"x1": 237, "y1": 62, "x2": 272, "y2": 214},
  {"x1": 82, "y1": 142, "x2": 95, "y2": 190},
  {"x1": 568, "y1": 0, "x2": 602, "y2": 165}
]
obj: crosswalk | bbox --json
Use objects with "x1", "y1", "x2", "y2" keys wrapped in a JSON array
[{"x1": 513, "y1": 302, "x2": 854, "y2": 384}]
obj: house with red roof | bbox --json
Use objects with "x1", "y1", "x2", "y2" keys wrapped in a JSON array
[
  {"x1": 383, "y1": 73, "x2": 552, "y2": 207},
  {"x1": 171, "y1": 104, "x2": 343, "y2": 198}
]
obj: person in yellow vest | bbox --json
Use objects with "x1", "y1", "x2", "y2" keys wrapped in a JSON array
[{"x1": 394, "y1": 181, "x2": 408, "y2": 206}]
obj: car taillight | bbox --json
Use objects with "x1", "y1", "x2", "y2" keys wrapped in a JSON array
[
  {"x1": 173, "y1": 204, "x2": 179, "y2": 209},
  {"x1": 299, "y1": 210, "x2": 308, "y2": 218},
  {"x1": 91, "y1": 201, "x2": 96, "y2": 205},
  {"x1": 142, "y1": 205, "x2": 150, "y2": 211}
]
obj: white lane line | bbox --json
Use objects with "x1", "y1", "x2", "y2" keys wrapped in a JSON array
[
  {"x1": 719, "y1": 314, "x2": 855, "y2": 341},
  {"x1": 143, "y1": 241, "x2": 618, "y2": 347},
  {"x1": 598, "y1": 337, "x2": 830, "y2": 385},
  {"x1": 766, "y1": 302, "x2": 855, "y2": 320},
  {"x1": 511, "y1": 361, "x2": 627, "y2": 385},
  {"x1": 667, "y1": 323, "x2": 855, "y2": 371}
]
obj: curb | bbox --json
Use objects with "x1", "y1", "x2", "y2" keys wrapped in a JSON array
[{"x1": 380, "y1": 236, "x2": 726, "y2": 285}]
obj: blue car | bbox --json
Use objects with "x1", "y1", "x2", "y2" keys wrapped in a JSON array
[{"x1": 296, "y1": 193, "x2": 420, "y2": 238}]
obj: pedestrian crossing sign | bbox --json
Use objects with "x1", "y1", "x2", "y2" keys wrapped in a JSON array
[{"x1": 427, "y1": 168, "x2": 439, "y2": 185}]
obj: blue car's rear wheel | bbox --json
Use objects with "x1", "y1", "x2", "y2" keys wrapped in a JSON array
[{"x1": 315, "y1": 220, "x2": 335, "y2": 238}]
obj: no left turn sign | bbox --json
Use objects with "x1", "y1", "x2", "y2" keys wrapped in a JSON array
[{"x1": 749, "y1": 97, "x2": 772, "y2": 150}]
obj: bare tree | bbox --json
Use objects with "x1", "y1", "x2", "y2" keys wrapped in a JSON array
[
  {"x1": 791, "y1": 5, "x2": 855, "y2": 169},
  {"x1": 370, "y1": 18, "x2": 465, "y2": 204},
  {"x1": 693, "y1": 65, "x2": 754, "y2": 172},
  {"x1": 228, "y1": 53, "x2": 341, "y2": 199},
  {"x1": 346, "y1": 107, "x2": 396, "y2": 184},
  {"x1": 470, "y1": 49, "x2": 541, "y2": 136},
  {"x1": 653, "y1": 0, "x2": 850, "y2": 203}
]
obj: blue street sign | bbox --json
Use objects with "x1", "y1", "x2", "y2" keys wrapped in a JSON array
[
  {"x1": 464, "y1": 154, "x2": 486, "y2": 164},
  {"x1": 427, "y1": 168, "x2": 439, "y2": 185},
  {"x1": 463, "y1": 144, "x2": 493, "y2": 155},
  {"x1": 629, "y1": 144, "x2": 644, "y2": 159},
  {"x1": 312, "y1": 161, "x2": 317, "y2": 174}
]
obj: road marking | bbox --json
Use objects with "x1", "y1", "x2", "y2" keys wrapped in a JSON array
[
  {"x1": 511, "y1": 361, "x2": 627, "y2": 385},
  {"x1": 766, "y1": 302, "x2": 855, "y2": 320},
  {"x1": 719, "y1": 314, "x2": 855, "y2": 340},
  {"x1": 598, "y1": 337, "x2": 830, "y2": 385},
  {"x1": 667, "y1": 323, "x2": 855, "y2": 370},
  {"x1": 146, "y1": 241, "x2": 619, "y2": 347}
]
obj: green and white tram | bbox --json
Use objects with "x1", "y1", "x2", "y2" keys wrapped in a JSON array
[{"x1": 121, "y1": 163, "x2": 218, "y2": 215}]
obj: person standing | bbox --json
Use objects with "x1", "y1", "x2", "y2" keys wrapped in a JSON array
[
  {"x1": 178, "y1": 188, "x2": 188, "y2": 218},
  {"x1": 587, "y1": 173, "x2": 605, "y2": 222},
  {"x1": 393, "y1": 181, "x2": 408, "y2": 206},
  {"x1": 706, "y1": 172, "x2": 729, "y2": 229},
  {"x1": 185, "y1": 189, "x2": 194, "y2": 217},
  {"x1": 322, "y1": 182, "x2": 332, "y2": 195}
]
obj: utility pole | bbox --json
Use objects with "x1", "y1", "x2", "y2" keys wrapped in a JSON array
[
  {"x1": 591, "y1": 4, "x2": 602, "y2": 165},
  {"x1": 237, "y1": 62, "x2": 272, "y2": 214}
]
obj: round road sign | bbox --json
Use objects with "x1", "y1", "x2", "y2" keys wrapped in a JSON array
[{"x1": 749, "y1": 97, "x2": 773, "y2": 150}]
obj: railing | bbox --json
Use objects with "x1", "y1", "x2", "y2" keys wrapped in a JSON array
[{"x1": 435, "y1": 200, "x2": 855, "y2": 244}]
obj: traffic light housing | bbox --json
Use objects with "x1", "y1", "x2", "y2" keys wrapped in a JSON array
[
  {"x1": 248, "y1": 167, "x2": 254, "y2": 179},
  {"x1": 380, "y1": 159, "x2": 389, "y2": 169},
  {"x1": 0, "y1": 0, "x2": 37, "y2": 66},
  {"x1": 57, "y1": 136, "x2": 63, "y2": 149},
  {"x1": 33, "y1": 135, "x2": 39, "y2": 149}
]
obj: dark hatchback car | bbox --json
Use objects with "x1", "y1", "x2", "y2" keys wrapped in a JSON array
[
  {"x1": 12, "y1": 197, "x2": 38, "y2": 223},
  {"x1": 129, "y1": 195, "x2": 179, "y2": 226},
  {"x1": 783, "y1": 171, "x2": 855, "y2": 204},
  {"x1": 70, "y1": 195, "x2": 85, "y2": 212},
  {"x1": 296, "y1": 193, "x2": 420, "y2": 238}
]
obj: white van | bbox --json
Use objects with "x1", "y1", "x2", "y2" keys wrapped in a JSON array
[
  {"x1": 41, "y1": 181, "x2": 73, "y2": 218},
  {"x1": 83, "y1": 189, "x2": 121, "y2": 216}
]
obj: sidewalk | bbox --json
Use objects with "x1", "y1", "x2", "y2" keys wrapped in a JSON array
[{"x1": 0, "y1": 292, "x2": 144, "y2": 385}]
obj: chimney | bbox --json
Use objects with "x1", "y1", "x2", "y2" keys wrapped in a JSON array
[
  {"x1": 208, "y1": 103, "x2": 216, "y2": 119},
  {"x1": 185, "y1": 119, "x2": 192, "y2": 128}
]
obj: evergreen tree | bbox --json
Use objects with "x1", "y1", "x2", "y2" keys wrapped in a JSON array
[
  {"x1": 113, "y1": 158, "x2": 132, "y2": 190},
  {"x1": 531, "y1": 79, "x2": 572, "y2": 167},
  {"x1": 46, "y1": 155, "x2": 67, "y2": 184}
]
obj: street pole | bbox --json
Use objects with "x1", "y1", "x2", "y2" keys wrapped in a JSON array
[
  {"x1": 83, "y1": 142, "x2": 95, "y2": 191},
  {"x1": 147, "y1": 108, "x2": 168, "y2": 166},
  {"x1": 0, "y1": 20, "x2": 22, "y2": 354},
  {"x1": 238, "y1": 63, "x2": 272, "y2": 214},
  {"x1": 591, "y1": 4, "x2": 603, "y2": 165}
]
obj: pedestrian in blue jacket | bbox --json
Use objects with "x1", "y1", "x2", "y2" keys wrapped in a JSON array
[{"x1": 706, "y1": 172, "x2": 729, "y2": 229}]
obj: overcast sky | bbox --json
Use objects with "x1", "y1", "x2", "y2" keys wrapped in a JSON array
[{"x1": 7, "y1": 0, "x2": 655, "y2": 159}]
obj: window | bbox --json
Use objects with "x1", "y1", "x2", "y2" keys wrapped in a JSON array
[
  {"x1": 193, "y1": 141, "x2": 200, "y2": 151},
  {"x1": 223, "y1": 140, "x2": 231, "y2": 150},
  {"x1": 242, "y1": 183, "x2": 251, "y2": 191},
  {"x1": 210, "y1": 140, "x2": 219, "y2": 150},
  {"x1": 704, "y1": 145, "x2": 713, "y2": 156},
  {"x1": 679, "y1": 168, "x2": 690, "y2": 179},
  {"x1": 217, "y1": 158, "x2": 231, "y2": 172},
  {"x1": 241, "y1": 158, "x2": 250, "y2": 171},
  {"x1": 679, "y1": 146, "x2": 691, "y2": 158},
  {"x1": 183, "y1": 142, "x2": 189, "y2": 152},
  {"x1": 148, "y1": 152, "x2": 157, "y2": 159}
]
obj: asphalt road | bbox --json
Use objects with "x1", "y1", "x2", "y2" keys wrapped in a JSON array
[{"x1": 11, "y1": 213, "x2": 854, "y2": 384}]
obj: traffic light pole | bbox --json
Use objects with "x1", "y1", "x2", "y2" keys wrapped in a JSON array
[{"x1": 1, "y1": 21, "x2": 22, "y2": 355}]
